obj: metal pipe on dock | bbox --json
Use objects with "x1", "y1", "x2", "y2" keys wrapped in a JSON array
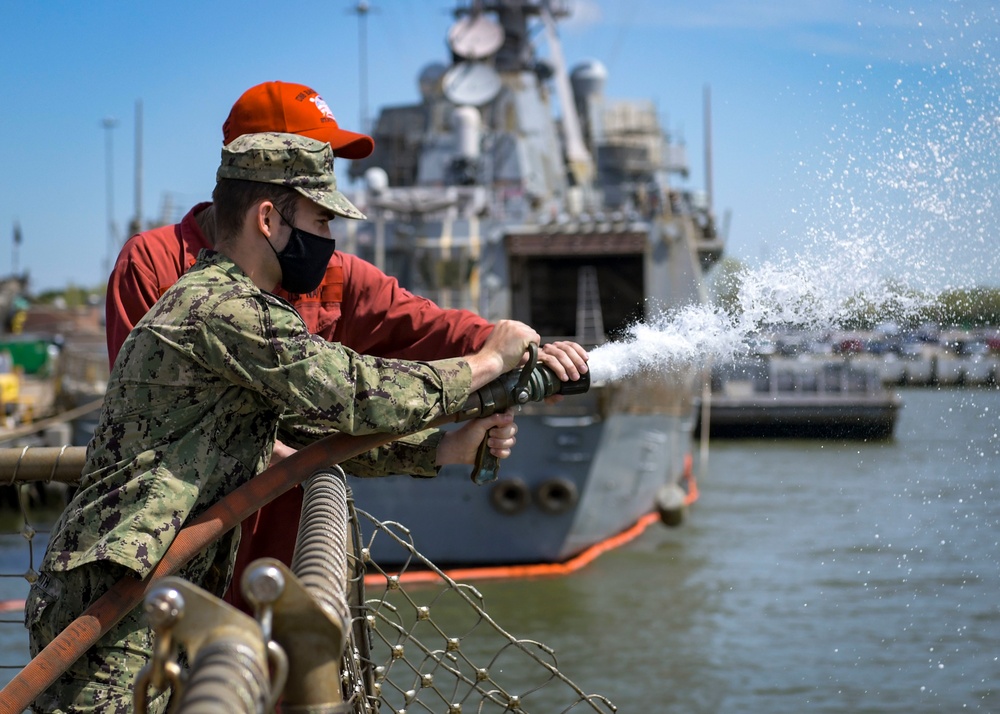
[{"x1": 0, "y1": 445, "x2": 86, "y2": 483}]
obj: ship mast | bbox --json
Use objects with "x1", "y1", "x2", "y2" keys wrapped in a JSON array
[
  {"x1": 703, "y1": 85, "x2": 713, "y2": 212},
  {"x1": 349, "y1": 1, "x2": 374, "y2": 135},
  {"x1": 132, "y1": 99, "x2": 143, "y2": 236},
  {"x1": 539, "y1": 2, "x2": 593, "y2": 187},
  {"x1": 101, "y1": 116, "x2": 118, "y2": 277}
]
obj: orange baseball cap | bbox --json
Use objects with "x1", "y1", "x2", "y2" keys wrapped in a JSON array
[{"x1": 222, "y1": 81, "x2": 374, "y2": 160}]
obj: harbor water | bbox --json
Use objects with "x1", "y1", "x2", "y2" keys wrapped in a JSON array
[
  {"x1": 2, "y1": 386, "x2": 998, "y2": 712},
  {"x1": 434, "y1": 386, "x2": 999, "y2": 712}
]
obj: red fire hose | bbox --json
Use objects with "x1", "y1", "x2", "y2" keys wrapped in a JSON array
[
  {"x1": 0, "y1": 420, "x2": 451, "y2": 714},
  {"x1": 0, "y1": 356, "x2": 586, "y2": 713}
]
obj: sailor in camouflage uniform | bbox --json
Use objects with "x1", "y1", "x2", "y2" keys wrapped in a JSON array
[{"x1": 26, "y1": 132, "x2": 539, "y2": 713}]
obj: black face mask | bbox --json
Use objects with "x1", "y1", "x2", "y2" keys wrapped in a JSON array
[{"x1": 269, "y1": 209, "x2": 336, "y2": 295}]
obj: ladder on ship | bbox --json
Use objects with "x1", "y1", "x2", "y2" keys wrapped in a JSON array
[{"x1": 576, "y1": 265, "x2": 606, "y2": 346}]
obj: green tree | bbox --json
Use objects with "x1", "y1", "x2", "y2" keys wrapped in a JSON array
[{"x1": 933, "y1": 288, "x2": 1000, "y2": 327}]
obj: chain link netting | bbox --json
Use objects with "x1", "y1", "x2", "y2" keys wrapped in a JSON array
[{"x1": 1, "y1": 481, "x2": 616, "y2": 713}]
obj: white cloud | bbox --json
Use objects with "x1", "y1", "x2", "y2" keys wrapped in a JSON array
[
  {"x1": 572, "y1": 0, "x2": 999, "y2": 63},
  {"x1": 563, "y1": 0, "x2": 604, "y2": 31}
]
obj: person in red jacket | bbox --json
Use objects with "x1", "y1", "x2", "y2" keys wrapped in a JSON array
[
  {"x1": 106, "y1": 81, "x2": 494, "y2": 367},
  {"x1": 104, "y1": 80, "x2": 588, "y2": 612}
]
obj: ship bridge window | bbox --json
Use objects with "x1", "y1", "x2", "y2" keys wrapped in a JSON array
[{"x1": 509, "y1": 254, "x2": 644, "y2": 341}]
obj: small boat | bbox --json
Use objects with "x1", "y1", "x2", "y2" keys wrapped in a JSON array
[
  {"x1": 901, "y1": 345, "x2": 936, "y2": 386},
  {"x1": 696, "y1": 357, "x2": 902, "y2": 440},
  {"x1": 937, "y1": 335, "x2": 998, "y2": 386},
  {"x1": 961, "y1": 350, "x2": 997, "y2": 386}
]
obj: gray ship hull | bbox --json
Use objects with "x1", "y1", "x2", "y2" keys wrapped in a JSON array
[{"x1": 350, "y1": 400, "x2": 695, "y2": 567}]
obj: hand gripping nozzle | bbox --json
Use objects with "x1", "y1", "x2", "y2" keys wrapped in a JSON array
[{"x1": 465, "y1": 344, "x2": 590, "y2": 484}]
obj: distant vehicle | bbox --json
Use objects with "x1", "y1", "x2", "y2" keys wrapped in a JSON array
[{"x1": 0, "y1": 351, "x2": 19, "y2": 425}]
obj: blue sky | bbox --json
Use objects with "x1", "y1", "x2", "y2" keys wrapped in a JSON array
[{"x1": 2, "y1": 0, "x2": 998, "y2": 294}]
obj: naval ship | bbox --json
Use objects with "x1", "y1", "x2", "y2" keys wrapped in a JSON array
[
  {"x1": 341, "y1": 0, "x2": 724, "y2": 568},
  {"x1": 0, "y1": 5, "x2": 721, "y2": 706}
]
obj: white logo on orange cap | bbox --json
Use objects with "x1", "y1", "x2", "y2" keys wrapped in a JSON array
[{"x1": 310, "y1": 95, "x2": 336, "y2": 122}]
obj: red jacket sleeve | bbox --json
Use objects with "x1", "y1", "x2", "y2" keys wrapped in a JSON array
[
  {"x1": 105, "y1": 235, "x2": 165, "y2": 368},
  {"x1": 106, "y1": 204, "x2": 492, "y2": 366},
  {"x1": 332, "y1": 253, "x2": 494, "y2": 360},
  {"x1": 104, "y1": 204, "x2": 211, "y2": 368}
]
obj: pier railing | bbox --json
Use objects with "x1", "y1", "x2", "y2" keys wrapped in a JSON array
[{"x1": 0, "y1": 451, "x2": 616, "y2": 713}]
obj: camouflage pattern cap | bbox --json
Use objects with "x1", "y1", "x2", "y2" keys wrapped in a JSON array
[{"x1": 217, "y1": 132, "x2": 366, "y2": 220}]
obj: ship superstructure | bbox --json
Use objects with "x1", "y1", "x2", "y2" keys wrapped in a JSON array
[{"x1": 342, "y1": 0, "x2": 723, "y2": 566}]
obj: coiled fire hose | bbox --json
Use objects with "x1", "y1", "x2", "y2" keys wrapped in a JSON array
[{"x1": 0, "y1": 350, "x2": 589, "y2": 714}]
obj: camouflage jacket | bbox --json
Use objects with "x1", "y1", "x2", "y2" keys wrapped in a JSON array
[{"x1": 42, "y1": 250, "x2": 471, "y2": 578}]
